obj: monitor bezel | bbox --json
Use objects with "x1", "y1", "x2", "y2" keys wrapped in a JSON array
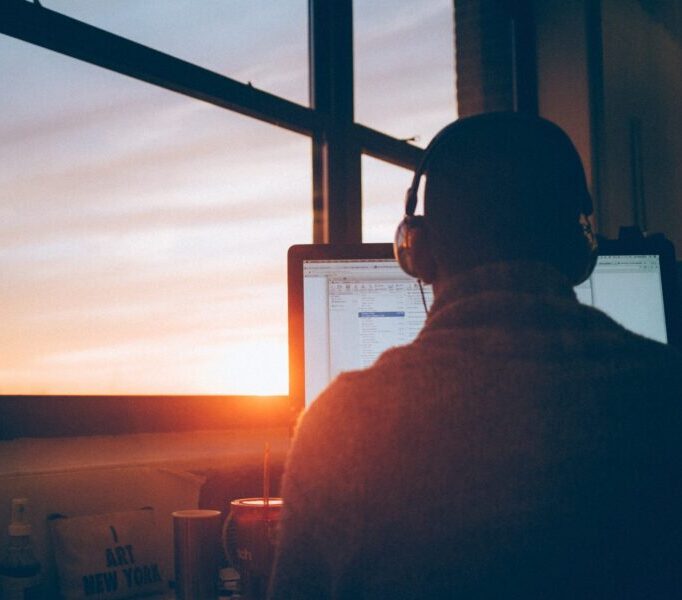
[{"x1": 287, "y1": 243, "x2": 394, "y2": 415}]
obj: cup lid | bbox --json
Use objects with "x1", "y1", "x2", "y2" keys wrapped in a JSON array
[
  {"x1": 230, "y1": 498, "x2": 283, "y2": 508},
  {"x1": 172, "y1": 509, "x2": 222, "y2": 518}
]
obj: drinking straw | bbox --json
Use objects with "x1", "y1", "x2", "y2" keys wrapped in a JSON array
[{"x1": 263, "y1": 442, "x2": 270, "y2": 508}]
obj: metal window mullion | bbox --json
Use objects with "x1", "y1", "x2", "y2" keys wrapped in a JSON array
[
  {"x1": 309, "y1": 0, "x2": 361, "y2": 244},
  {"x1": 0, "y1": 0, "x2": 318, "y2": 135},
  {"x1": 355, "y1": 124, "x2": 423, "y2": 171},
  {"x1": 2, "y1": 0, "x2": 425, "y2": 241}
]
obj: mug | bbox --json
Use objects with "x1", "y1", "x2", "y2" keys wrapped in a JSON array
[{"x1": 222, "y1": 498, "x2": 282, "y2": 600}]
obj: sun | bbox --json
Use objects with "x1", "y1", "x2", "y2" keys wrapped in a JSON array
[{"x1": 199, "y1": 337, "x2": 288, "y2": 396}]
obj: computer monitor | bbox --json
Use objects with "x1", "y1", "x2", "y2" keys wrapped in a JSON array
[
  {"x1": 575, "y1": 254, "x2": 668, "y2": 343},
  {"x1": 288, "y1": 243, "x2": 679, "y2": 410}
]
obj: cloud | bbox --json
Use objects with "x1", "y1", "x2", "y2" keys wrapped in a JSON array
[
  {"x1": 354, "y1": 0, "x2": 456, "y2": 141},
  {"x1": 0, "y1": 0, "x2": 457, "y2": 394}
]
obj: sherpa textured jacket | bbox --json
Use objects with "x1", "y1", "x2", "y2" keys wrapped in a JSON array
[{"x1": 270, "y1": 261, "x2": 682, "y2": 599}]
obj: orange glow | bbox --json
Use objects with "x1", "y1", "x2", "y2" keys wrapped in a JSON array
[
  {"x1": 236, "y1": 499, "x2": 283, "y2": 507},
  {"x1": 197, "y1": 339, "x2": 289, "y2": 396},
  {"x1": 0, "y1": 1, "x2": 456, "y2": 396}
]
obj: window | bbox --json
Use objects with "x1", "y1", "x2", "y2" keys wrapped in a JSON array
[
  {"x1": 0, "y1": 1, "x2": 457, "y2": 436},
  {"x1": 1, "y1": 36, "x2": 310, "y2": 397},
  {"x1": 42, "y1": 0, "x2": 309, "y2": 106},
  {"x1": 354, "y1": 0, "x2": 457, "y2": 142},
  {"x1": 361, "y1": 156, "x2": 412, "y2": 243},
  {"x1": 354, "y1": 0, "x2": 457, "y2": 242}
]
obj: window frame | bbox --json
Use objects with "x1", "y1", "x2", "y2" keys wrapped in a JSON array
[{"x1": 0, "y1": 0, "x2": 425, "y2": 439}]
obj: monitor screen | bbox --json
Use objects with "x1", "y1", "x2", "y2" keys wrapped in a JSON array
[
  {"x1": 289, "y1": 245, "x2": 674, "y2": 408},
  {"x1": 575, "y1": 254, "x2": 668, "y2": 344},
  {"x1": 302, "y1": 258, "x2": 433, "y2": 404}
]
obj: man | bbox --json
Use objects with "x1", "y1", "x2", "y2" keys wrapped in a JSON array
[{"x1": 269, "y1": 113, "x2": 682, "y2": 598}]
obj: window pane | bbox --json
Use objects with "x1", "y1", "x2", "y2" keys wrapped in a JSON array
[
  {"x1": 362, "y1": 156, "x2": 412, "y2": 243},
  {"x1": 0, "y1": 38, "x2": 311, "y2": 396},
  {"x1": 354, "y1": 0, "x2": 457, "y2": 143},
  {"x1": 42, "y1": 0, "x2": 309, "y2": 106}
]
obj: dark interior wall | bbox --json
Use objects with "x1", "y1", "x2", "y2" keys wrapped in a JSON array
[
  {"x1": 454, "y1": 0, "x2": 538, "y2": 117},
  {"x1": 533, "y1": 0, "x2": 682, "y2": 248},
  {"x1": 457, "y1": 0, "x2": 597, "y2": 211},
  {"x1": 455, "y1": 0, "x2": 516, "y2": 115},
  {"x1": 533, "y1": 0, "x2": 597, "y2": 218},
  {"x1": 599, "y1": 0, "x2": 682, "y2": 247}
]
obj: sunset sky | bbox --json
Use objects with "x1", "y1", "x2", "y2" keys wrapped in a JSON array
[{"x1": 0, "y1": 0, "x2": 456, "y2": 395}]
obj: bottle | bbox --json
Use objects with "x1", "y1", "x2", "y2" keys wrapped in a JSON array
[{"x1": 0, "y1": 498, "x2": 43, "y2": 600}]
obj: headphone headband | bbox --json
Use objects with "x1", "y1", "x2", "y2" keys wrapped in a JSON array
[
  {"x1": 397, "y1": 113, "x2": 597, "y2": 285},
  {"x1": 405, "y1": 120, "x2": 464, "y2": 217},
  {"x1": 405, "y1": 115, "x2": 594, "y2": 218}
]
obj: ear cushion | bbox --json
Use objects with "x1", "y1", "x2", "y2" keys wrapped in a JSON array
[
  {"x1": 394, "y1": 216, "x2": 437, "y2": 282},
  {"x1": 394, "y1": 218, "x2": 414, "y2": 276},
  {"x1": 559, "y1": 215, "x2": 599, "y2": 285}
]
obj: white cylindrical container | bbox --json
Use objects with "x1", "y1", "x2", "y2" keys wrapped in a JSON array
[{"x1": 172, "y1": 509, "x2": 221, "y2": 600}]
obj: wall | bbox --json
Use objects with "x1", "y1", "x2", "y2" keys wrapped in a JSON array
[
  {"x1": 533, "y1": 0, "x2": 595, "y2": 196},
  {"x1": 599, "y1": 0, "x2": 682, "y2": 246},
  {"x1": 534, "y1": 0, "x2": 682, "y2": 249}
]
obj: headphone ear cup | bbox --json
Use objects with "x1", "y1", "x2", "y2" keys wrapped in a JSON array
[
  {"x1": 562, "y1": 214, "x2": 599, "y2": 285},
  {"x1": 394, "y1": 218, "x2": 415, "y2": 276},
  {"x1": 394, "y1": 216, "x2": 437, "y2": 282},
  {"x1": 578, "y1": 214, "x2": 599, "y2": 283}
]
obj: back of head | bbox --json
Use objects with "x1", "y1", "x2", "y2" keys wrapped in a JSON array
[{"x1": 424, "y1": 112, "x2": 594, "y2": 282}]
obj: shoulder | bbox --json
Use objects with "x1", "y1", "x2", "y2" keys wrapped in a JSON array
[
  {"x1": 586, "y1": 305, "x2": 682, "y2": 365},
  {"x1": 563, "y1": 306, "x2": 682, "y2": 399},
  {"x1": 295, "y1": 366, "x2": 389, "y2": 438},
  {"x1": 281, "y1": 369, "x2": 388, "y2": 514},
  {"x1": 305, "y1": 342, "x2": 418, "y2": 415},
  {"x1": 615, "y1": 332, "x2": 682, "y2": 384},
  {"x1": 289, "y1": 351, "x2": 414, "y2": 462},
  {"x1": 288, "y1": 371, "x2": 372, "y2": 459}
]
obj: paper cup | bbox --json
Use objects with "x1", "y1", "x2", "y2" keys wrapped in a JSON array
[{"x1": 172, "y1": 509, "x2": 221, "y2": 600}]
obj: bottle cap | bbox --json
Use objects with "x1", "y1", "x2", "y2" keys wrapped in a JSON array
[{"x1": 8, "y1": 498, "x2": 31, "y2": 536}]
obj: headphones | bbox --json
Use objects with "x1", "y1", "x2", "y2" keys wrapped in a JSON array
[
  {"x1": 394, "y1": 121, "x2": 461, "y2": 283},
  {"x1": 393, "y1": 116, "x2": 599, "y2": 286}
]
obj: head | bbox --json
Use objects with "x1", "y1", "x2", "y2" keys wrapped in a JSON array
[{"x1": 394, "y1": 112, "x2": 597, "y2": 287}]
